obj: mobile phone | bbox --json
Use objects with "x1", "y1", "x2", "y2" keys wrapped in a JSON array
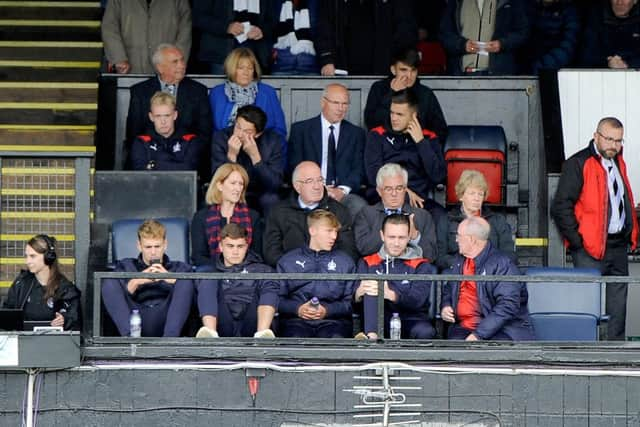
[{"x1": 150, "y1": 258, "x2": 162, "y2": 266}]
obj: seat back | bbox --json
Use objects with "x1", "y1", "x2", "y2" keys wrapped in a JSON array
[
  {"x1": 525, "y1": 267, "x2": 603, "y2": 318},
  {"x1": 444, "y1": 125, "x2": 507, "y2": 204},
  {"x1": 530, "y1": 313, "x2": 598, "y2": 341},
  {"x1": 111, "y1": 217, "x2": 190, "y2": 264}
]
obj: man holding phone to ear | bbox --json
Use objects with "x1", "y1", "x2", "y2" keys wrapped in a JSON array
[
  {"x1": 364, "y1": 88, "x2": 446, "y2": 219},
  {"x1": 101, "y1": 219, "x2": 194, "y2": 337}
]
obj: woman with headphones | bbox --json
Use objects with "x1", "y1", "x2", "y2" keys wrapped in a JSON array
[{"x1": 3, "y1": 235, "x2": 82, "y2": 330}]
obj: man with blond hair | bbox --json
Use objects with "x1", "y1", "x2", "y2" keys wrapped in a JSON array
[{"x1": 101, "y1": 219, "x2": 194, "y2": 337}]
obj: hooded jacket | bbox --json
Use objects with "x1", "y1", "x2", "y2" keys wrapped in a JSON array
[{"x1": 357, "y1": 244, "x2": 436, "y2": 320}]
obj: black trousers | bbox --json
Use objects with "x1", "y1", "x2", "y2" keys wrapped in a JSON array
[{"x1": 571, "y1": 234, "x2": 629, "y2": 340}]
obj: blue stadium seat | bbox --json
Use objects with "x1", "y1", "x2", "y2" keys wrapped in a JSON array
[
  {"x1": 525, "y1": 267, "x2": 605, "y2": 341},
  {"x1": 110, "y1": 217, "x2": 190, "y2": 264},
  {"x1": 529, "y1": 313, "x2": 598, "y2": 341}
]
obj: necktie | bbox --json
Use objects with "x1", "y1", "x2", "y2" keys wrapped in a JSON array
[
  {"x1": 326, "y1": 125, "x2": 336, "y2": 185},
  {"x1": 385, "y1": 208, "x2": 402, "y2": 216},
  {"x1": 608, "y1": 165, "x2": 625, "y2": 219},
  {"x1": 462, "y1": 257, "x2": 475, "y2": 276},
  {"x1": 165, "y1": 84, "x2": 176, "y2": 96}
]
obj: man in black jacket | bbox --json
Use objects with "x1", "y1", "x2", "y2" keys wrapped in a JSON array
[
  {"x1": 262, "y1": 161, "x2": 357, "y2": 266},
  {"x1": 126, "y1": 44, "x2": 212, "y2": 166},
  {"x1": 195, "y1": 223, "x2": 278, "y2": 338},
  {"x1": 364, "y1": 47, "x2": 448, "y2": 142}
]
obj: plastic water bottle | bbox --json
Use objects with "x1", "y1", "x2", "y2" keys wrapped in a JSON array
[
  {"x1": 390, "y1": 313, "x2": 401, "y2": 340},
  {"x1": 310, "y1": 297, "x2": 320, "y2": 310},
  {"x1": 130, "y1": 309, "x2": 142, "y2": 337}
]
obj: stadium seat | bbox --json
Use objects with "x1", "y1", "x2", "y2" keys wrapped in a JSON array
[
  {"x1": 444, "y1": 125, "x2": 507, "y2": 204},
  {"x1": 525, "y1": 267, "x2": 605, "y2": 341},
  {"x1": 110, "y1": 217, "x2": 190, "y2": 264}
]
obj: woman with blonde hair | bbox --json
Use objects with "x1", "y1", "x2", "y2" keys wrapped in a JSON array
[
  {"x1": 191, "y1": 163, "x2": 261, "y2": 268},
  {"x1": 435, "y1": 169, "x2": 516, "y2": 270}
]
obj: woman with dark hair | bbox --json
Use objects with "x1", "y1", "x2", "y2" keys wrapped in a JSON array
[
  {"x1": 4, "y1": 235, "x2": 82, "y2": 330},
  {"x1": 191, "y1": 163, "x2": 262, "y2": 268}
]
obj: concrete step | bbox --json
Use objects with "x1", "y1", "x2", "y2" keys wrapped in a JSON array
[
  {"x1": 0, "y1": 126, "x2": 95, "y2": 145},
  {"x1": 0, "y1": 21, "x2": 100, "y2": 41},
  {"x1": 0, "y1": 103, "x2": 97, "y2": 125},
  {"x1": 0, "y1": 43, "x2": 102, "y2": 61},
  {"x1": 0, "y1": 1, "x2": 102, "y2": 20},
  {"x1": 0, "y1": 82, "x2": 98, "y2": 102},
  {"x1": 0, "y1": 65, "x2": 99, "y2": 81}
]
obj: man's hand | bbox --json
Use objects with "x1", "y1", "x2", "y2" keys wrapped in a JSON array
[
  {"x1": 486, "y1": 40, "x2": 501, "y2": 53},
  {"x1": 51, "y1": 312, "x2": 65, "y2": 327},
  {"x1": 406, "y1": 188, "x2": 424, "y2": 209},
  {"x1": 441, "y1": 305, "x2": 455, "y2": 323},
  {"x1": 608, "y1": 55, "x2": 629, "y2": 69},
  {"x1": 465, "y1": 333, "x2": 479, "y2": 341},
  {"x1": 326, "y1": 185, "x2": 345, "y2": 202},
  {"x1": 227, "y1": 21, "x2": 244, "y2": 36},
  {"x1": 406, "y1": 114, "x2": 423, "y2": 143},
  {"x1": 465, "y1": 39, "x2": 479, "y2": 54},
  {"x1": 247, "y1": 26, "x2": 263, "y2": 40},
  {"x1": 115, "y1": 60, "x2": 131, "y2": 74},
  {"x1": 383, "y1": 281, "x2": 398, "y2": 302},
  {"x1": 321, "y1": 64, "x2": 336, "y2": 76},
  {"x1": 355, "y1": 280, "x2": 379, "y2": 302},
  {"x1": 227, "y1": 134, "x2": 243, "y2": 162},
  {"x1": 149, "y1": 262, "x2": 176, "y2": 285},
  {"x1": 390, "y1": 74, "x2": 410, "y2": 92},
  {"x1": 297, "y1": 301, "x2": 327, "y2": 320},
  {"x1": 408, "y1": 213, "x2": 419, "y2": 240},
  {"x1": 242, "y1": 134, "x2": 262, "y2": 164}
]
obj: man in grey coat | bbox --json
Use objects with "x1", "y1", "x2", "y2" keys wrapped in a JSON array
[
  {"x1": 354, "y1": 163, "x2": 438, "y2": 261},
  {"x1": 101, "y1": 0, "x2": 192, "y2": 74}
]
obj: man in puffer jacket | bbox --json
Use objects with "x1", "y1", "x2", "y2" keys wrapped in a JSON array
[
  {"x1": 195, "y1": 223, "x2": 278, "y2": 338},
  {"x1": 355, "y1": 214, "x2": 437, "y2": 340},
  {"x1": 277, "y1": 209, "x2": 355, "y2": 338}
]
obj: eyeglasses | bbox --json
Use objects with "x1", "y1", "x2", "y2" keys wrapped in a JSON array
[
  {"x1": 382, "y1": 185, "x2": 406, "y2": 194},
  {"x1": 297, "y1": 177, "x2": 325, "y2": 186},
  {"x1": 597, "y1": 131, "x2": 624, "y2": 145},
  {"x1": 323, "y1": 97, "x2": 350, "y2": 108}
]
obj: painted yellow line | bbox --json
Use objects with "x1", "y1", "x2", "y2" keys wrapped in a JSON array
[
  {"x1": 1, "y1": 167, "x2": 96, "y2": 175},
  {"x1": 0, "y1": 145, "x2": 95, "y2": 152},
  {"x1": 0, "y1": 1, "x2": 100, "y2": 7},
  {"x1": 0, "y1": 82, "x2": 98, "y2": 89},
  {"x1": 0, "y1": 102, "x2": 97, "y2": 109},
  {"x1": 1, "y1": 234, "x2": 74, "y2": 241},
  {"x1": 0, "y1": 60, "x2": 100, "y2": 68},
  {"x1": 1, "y1": 257, "x2": 75, "y2": 265},
  {"x1": 0, "y1": 41, "x2": 102, "y2": 48},
  {"x1": 0, "y1": 212, "x2": 75, "y2": 219},
  {"x1": 0, "y1": 124, "x2": 96, "y2": 131},
  {"x1": 0, "y1": 281, "x2": 13, "y2": 288},
  {"x1": 1, "y1": 167, "x2": 76, "y2": 174},
  {"x1": 0, "y1": 20, "x2": 101, "y2": 27},
  {"x1": 515, "y1": 238, "x2": 548, "y2": 247},
  {"x1": 2, "y1": 189, "x2": 75, "y2": 196}
]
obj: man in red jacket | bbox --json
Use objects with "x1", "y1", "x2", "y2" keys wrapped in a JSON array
[{"x1": 551, "y1": 117, "x2": 639, "y2": 340}]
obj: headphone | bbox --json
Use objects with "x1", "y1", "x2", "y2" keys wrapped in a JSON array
[{"x1": 37, "y1": 234, "x2": 57, "y2": 266}]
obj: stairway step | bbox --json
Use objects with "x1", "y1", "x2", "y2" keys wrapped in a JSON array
[
  {"x1": 0, "y1": 45, "x2": 102, "y2": 61},
  {"x1": 0, "y1": 126, "x2": 95, "y2": 145},
  {"x1": 0, "y1": 2, "x2": 101, "y2": 20},
  {"x1": 0, "y1": 66, "x2": 99, "y2": 81},
  {"x1": 0, "y1": 25, "x2": 100, "y2": 42},
  {"x1": 0, "y1": 103, "x2": 97, "y2": 125},
  {"x1": 0, "y1": 87, "x2": 97, "y2": 102}
]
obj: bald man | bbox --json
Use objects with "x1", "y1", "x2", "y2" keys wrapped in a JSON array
[
  {"x1": 262, "y1": 161, "x2": 357, "y2": 266},
  {"x1": 288, "y1": 83, "x2": 367, "y2": 218},
  {"x1": 441, "y1": 216, "x2": 534, "y2": 341}
]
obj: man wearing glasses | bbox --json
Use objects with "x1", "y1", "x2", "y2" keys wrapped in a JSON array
[
  {"x1": 262, "y1": 161, "x2": 357, "y2": 266},
  {"x1": 354, "y1": 163, "x2": 438, "y2": 261},
  {"x1": 288, "y1": 83, "x2": 367, "y2": 218},
  {"x1": 552, "y1": 117, "x2": 639, "y2": 340}
]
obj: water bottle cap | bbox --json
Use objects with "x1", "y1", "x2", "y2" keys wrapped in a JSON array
[
  {"x1": 392, "y1": 312, "x2": 399, "y2": 317},
  {"x1": 311, "y1": 297, "x2": 319, "y2": 304},
  {"x1": 132, "y1": 309, "x2": 139, "y2": 314}
]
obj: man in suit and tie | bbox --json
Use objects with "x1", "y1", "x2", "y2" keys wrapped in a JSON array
[
  {"x1": 126, "y1": 44, "x2": 212, "y2": 170},
  {"x1": 288, "y1": 83, "x2": 367, "y2": 217}
]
